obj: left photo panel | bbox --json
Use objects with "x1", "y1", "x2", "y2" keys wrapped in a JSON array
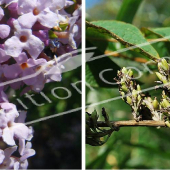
[{"x1": 0, "y1": 0, "x2": 82, "y2": 169}]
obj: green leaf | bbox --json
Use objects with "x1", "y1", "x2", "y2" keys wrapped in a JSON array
[
  {"x1": 141, "y1": 27, "x2": 170, "y2": 55},
  {"x1": 141, "y1": 27, "x2": 170, "y2": 41},
  {"x1": 86, "y1": 56, "x2": 120, "y2": 88},
  {"x1": 116, "y1": 0, "x2": 143, "y2": 23},
  {"x1": 86, "y1": 21, "x2": 160, "y2": 61}
]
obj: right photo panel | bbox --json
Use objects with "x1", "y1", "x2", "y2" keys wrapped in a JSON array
[{"x1": 86, "y1": 0, "x2": 170, "y2": 169}]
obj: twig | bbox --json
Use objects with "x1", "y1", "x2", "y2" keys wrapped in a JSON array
[
  {"x1": 104, "y1": 50, "x2": 149, "y2": 63},
  {"x1": 97, "y1": 120, "x2": 166, "y2": 127}
]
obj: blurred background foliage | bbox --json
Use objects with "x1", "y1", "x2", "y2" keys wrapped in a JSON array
[
  {"x1": 86, "y1": 0, "x2": 170, "y2": 169},
  {"x1": 86, "y1": 0, "x2": 170, "y2": 27}
]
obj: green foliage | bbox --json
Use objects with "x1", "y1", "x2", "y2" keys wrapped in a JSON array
[
  {"x1": 86, "y1": 0, "x2": 170, "y2": 169},
  {"x1": 116, "y1": 0, "x2": 143, "y2": 23},
  {"x1": 86, "y1": 21, "x2": 160, "y2": 61}
]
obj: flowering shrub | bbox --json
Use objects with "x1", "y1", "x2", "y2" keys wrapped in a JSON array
[{"x1": 0, "y1": 0, "x2": 81, "y2": 169}]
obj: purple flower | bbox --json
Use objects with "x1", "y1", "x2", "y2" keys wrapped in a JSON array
[
  {"x1": 44, "y1": 59, "x2": 63, "y2": 82},
  {"x1": 50, "y1": 0, "x2": 66, "y2": 11},
  {"x1": 0, "y1": 146, "x2": 18, "y2": 169},
  {"x1": 0, "y1": 149, "x2": 5, "y2": 164},
  {"x1": 0, "y1": 0, "x2": 81, "y2": 168},
  {"x1": 0, "y1": 7, "x2": 11, "y2": 39},
  {"x1": 1, "y1": 109, "x2": 33, "y2": 146},
  {"x1": 17, "y1": 0, "x2": 59, "y2": 29},
  {"x1": 4, "y1": 20, "x2": 44, "y2": 59},
  {"x1": 0, "y1": 47, "x2": 11, "y2": 63},
  {"x1": 3, "y1": 52, "x2": 47, "y2": 88},
  {"x1": 0, "y1": 143, "x2": 34, "y2": 169},
  {"x1": 0, "y1": 102, "x2": 19, "y2": 122},
  {"x1": 19, "y1": 141, "x2": 35, "y2": 162}
]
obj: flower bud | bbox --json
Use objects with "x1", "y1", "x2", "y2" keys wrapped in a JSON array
[
  {"x1": 137, "y1": 84, "x2": 141, "y2": 92},
  {"x1": 147, "y1": 97, "x2": 152, "y2": 103},
  {"x1": 122, "y1": 67, "x2": 128, "y2": 74},
  {"x1": 126, "y1": 96, "x2": 132, "y2": 105},
  {"x1": 158, "y1": 62, "x2": 163, "y2": 70},
  {"x1": 162, "y1": 78, "x2": 168, "y2": 84},
  {"x1": 121, "y1": 84, "x2": 128, "y2": 92},
  {"x1": 156, "y1": 72, "x2": 167, "y2": 84},
  {"x1": 162, "y1": 99, "x2": 170, "y2": 108},
  {"x1": 120, "y1": 92, "x2": 125, "y2": 97},
  {"x1": 128, "y1": 69, "x2": 133, "y2": 77},
  {"x1": 132, "y1": 90, "x2": 137, "y2": 99},
  {"x1": 137, "y1": 95, "x2": 141, "y2": 102},
  {"x1": 165, "y1": 121, "x2": 170, "y2": 128},
  {"x1": 121, "y1": 78, "x2": 126, "y2": 83},
  {"x1": 153, "y1": 98, "x2": 159, "y2": 110},
  {"x1": 161, "y1": 58, "x2": 169, "y2": 71},
  {"x1": 156, "y1": 72, "x2": 162, "y2": 81},
  {"x1": 162, "y1": 91, "x2": 167, "y2": 99}
]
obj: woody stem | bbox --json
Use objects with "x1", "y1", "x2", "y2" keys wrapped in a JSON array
[{"x1": 97, "y1": 120, "x2": 166, "y2": 127}]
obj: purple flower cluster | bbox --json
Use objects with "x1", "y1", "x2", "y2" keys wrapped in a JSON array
[{"x1": 0, "y1": 0, "x2": 81, "y2": 169}]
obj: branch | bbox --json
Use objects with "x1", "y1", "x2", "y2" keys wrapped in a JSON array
[{"x1": 97, "y1": 120, "x2": 166, "y2": 128}]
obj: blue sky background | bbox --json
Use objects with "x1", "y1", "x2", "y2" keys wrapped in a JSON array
[{"x1": 86, "y1": 0, "x2": 102, "y2": 9}]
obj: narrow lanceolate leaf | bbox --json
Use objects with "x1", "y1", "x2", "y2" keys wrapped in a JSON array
[
  {"x1": 86, "y1": 21, "x2": 160, "y2": 61},
  {"x1": 116, "y1": 0, "x2": 143, "y2": 23},
  {"x1": 141, "y1": 27, "x2": 170, "y2": 41}
]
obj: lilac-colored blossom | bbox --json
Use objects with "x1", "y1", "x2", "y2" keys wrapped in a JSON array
[
  {"x1": 0, "y1": 101, "x2": 33, "y2": 146},
  {"x1": 0, "y1": 146, "x2": 17, "y2": 169},
  {"x1": 0, "y1": 7, "x2": 11, "y2": 39},
  {"x1": 44, "y1": 58, "x2": 63, "y2": 82},
  {"x1": 0, "y1": 47, "x2": 11, "y2": 63},
  {"x1": 17, "y1": 0, "x2": 59, "y2": 29},
  {"x1": 0, "y1": 25, "x2": 11, "y2": 39},
  {"x1": 0, "y1": 0, "x2": 81, "y2": 169},
  {"x1": 4, "y1": 20, "x2": 44, "y2": 58}
]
